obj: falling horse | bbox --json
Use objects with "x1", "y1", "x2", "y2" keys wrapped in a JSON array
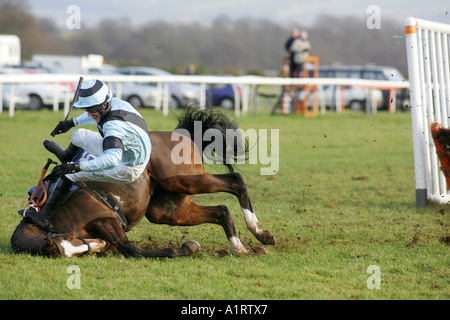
[{"x1": 10, "y1": 108, "x2": 276, "y2": 258}]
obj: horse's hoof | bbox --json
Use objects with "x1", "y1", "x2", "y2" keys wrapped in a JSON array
[
  {"x1": 182, "y1": 241, "x2": 200, "y2": 255},
  {"x1": 251, "y1": 246, "x2": 268, "y2": 255},
  {"x1": 213, "y1": 249, "x2": 229, "y2": 258},
  {"x1": 231, "y1": 247, "x2": 249, "y2": 256},
  {"x1": 258, "y1": 230, "x2": 276, "y2": 245}
]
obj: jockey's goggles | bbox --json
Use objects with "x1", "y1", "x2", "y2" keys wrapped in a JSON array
[{"x1": 84, "y1": 103, "x2": 104, "y2": 114}]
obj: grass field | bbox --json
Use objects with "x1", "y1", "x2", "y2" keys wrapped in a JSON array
[{"x1": 0, "y1": 107, "x2": 448, "y2": 301}]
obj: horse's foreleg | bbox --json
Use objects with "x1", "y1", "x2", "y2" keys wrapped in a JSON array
[
  {"x1": 159, "y1": 172, "x2": 276, "y2": 246},
  {"x1": 212, "y1": 173, "x2": 276, "y2": 245}
]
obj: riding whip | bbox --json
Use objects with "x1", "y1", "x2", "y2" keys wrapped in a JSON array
[
  {"x1": 50, "y1": 76, "x2": 84, "y2": 137},
  {"x1": 64, "y1": 76, "x2": 84, "y2": 121}
]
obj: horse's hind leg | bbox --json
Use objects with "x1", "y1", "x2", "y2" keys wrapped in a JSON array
[
  {"x1": 85, "y1": 217, "x2": 199, "y2": 258},
  {"x1": 158, "y1": 172, "x2": 276, "y2": 246},
  {"x1": 146, "y1": 194, "x2": 248, "y2": 255}
]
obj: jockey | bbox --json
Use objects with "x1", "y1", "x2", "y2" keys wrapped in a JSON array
[{"x1": 23, "y1": 79, "x2": 151, "y2": 231}]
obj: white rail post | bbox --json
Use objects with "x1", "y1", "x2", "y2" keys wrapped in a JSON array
[
  {"x1": 9, "y1": 84, "x2": 15, "y2": 118},
  {"x1": 162, "y1": 82, "x2": 169, "y2": 117},
  {"x1": 52, "y1": 83, "x2": 60, "y2": 112},
  {"x1": 199, "y1": 82, "x2": 206, "y2": 109},
  {"x1": 232, "y1": 83, "x2": 240, "y2": 116},
  {"x1": 334, "y1": 85, "x2": 342, "y2": 112},
  {"x1": 405, "y1": 17, "x2": 428, "y2": 207},
  {"x1": 64, "y1": 83, "x2": 71, "y2": 115},
  {"x1": 241, "y1": 83, "x2": 249, "y2": 115},
  {"x1": 155, "y1": 82, "x2": 162, "y2": 111}
]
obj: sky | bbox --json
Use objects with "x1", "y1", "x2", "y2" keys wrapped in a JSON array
[{"x1": 28, "y1": 0, "x2": 450, "y2": 29}]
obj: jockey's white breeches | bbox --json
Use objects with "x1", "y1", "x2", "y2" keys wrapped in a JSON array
[{"x1": 65, "y1": 128, "x2": 147, "y2": 184}]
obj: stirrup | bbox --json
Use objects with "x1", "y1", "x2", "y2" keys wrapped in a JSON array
[{"x1": 18, "y1": 204, "x2": 39, "y2": 217}]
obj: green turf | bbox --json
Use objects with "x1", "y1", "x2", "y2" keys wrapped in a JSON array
[{"x1": 0, "y1": 108, "x2": 448, "y2": 300}]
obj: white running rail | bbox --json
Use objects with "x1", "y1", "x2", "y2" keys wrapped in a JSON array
[{"x1": 0, "y1": 73, "x2": 409, "y2": 117}]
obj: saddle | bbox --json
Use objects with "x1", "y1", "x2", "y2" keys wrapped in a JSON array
[
  {"x1": 74, "y1": 181, "x2": 128, "y2": 230},
  {"x1": 22, "y1": 164, "x2": 128, "y2": 231}
]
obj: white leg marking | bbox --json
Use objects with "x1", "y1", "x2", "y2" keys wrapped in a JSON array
[
  {"x1": 242, "y1": 208, "x2": 263, "y2": 234},
  {"x1": 88, "y1": 240, "x2": 107, "y2": 253},
  {"x1": 60, "y1": 240, "x2": 89, "y2": 258},
  {"x1": 229, "y1": 236, "x2": 248, "y2": 255}
]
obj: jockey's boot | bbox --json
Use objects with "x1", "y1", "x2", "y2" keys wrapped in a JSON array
[
  {"x1": 23, "y1": 176, "x2": 73, "y2": 231},
  {"x1": 43, "y1": 140, "x2": 82, "y2": 163}
]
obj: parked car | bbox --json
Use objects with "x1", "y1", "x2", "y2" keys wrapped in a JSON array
[
  {"x1": 89, "y1": 68, "x2": 159, "y2": 109},
  {"x1": 121, "y1": 82, "x2": 158, "y2": 108},
  {"x1": 0, "y1": 67, "x2": 73, "y2": 109},
  {"x1": 316, "y1": 65, "x2": 409, "y2": 110},
  {"x1": 8, "y1": 62, "x2": 60, "y2": 74},
  {"x1": 205, "y1": 75, "x2": 247, "y2": 110},
  {"x1": 299, "y1": 85, "x2": 384, "y2": 111},
  {"x1": 117, "y1": 67, "x2": 200, "y2": 108}
]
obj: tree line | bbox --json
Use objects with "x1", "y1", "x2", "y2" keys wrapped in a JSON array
[{"x1": 0, "y1": 0, "x2": 408, "y2": 75}]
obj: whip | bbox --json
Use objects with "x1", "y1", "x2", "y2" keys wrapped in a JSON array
[
  {"x1": 50, "y1": 76, "x2": 84, "y2": 137},
  {"x1": 64, "y1": 76, "x2": 84, "y2": 121}
]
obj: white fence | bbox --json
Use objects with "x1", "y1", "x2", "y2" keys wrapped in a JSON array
[
  {"x1": 0, "y1": 73, "x2": 409, "y2": 118},
  {"x1": 405, "y1": 17, "x2": 450, "y2": 206}
]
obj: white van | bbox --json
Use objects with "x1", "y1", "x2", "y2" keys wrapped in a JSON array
[{"x1": 0, "y1": 35, "x2": 20, "y2": 66}]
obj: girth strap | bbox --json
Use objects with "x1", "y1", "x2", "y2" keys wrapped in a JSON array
[{"x1": 75, "y1": 181, "x2": 128, "y2": 230}]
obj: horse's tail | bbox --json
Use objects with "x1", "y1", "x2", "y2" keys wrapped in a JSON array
[{"x1": 175, "y1": 108, "x2": 249, "y2": 172}]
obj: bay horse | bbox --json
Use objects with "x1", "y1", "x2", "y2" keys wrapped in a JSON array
[{"x1": 10, "y1": 108, "x2": 276, "y2": 258}]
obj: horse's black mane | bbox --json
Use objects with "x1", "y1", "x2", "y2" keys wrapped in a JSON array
[{"x1": 176, "y1": 108, "x2": 249, "y2": 173}]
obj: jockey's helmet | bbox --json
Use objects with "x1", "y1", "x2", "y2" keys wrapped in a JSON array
[{"x1": 73, "y1": 79, "x2": 112, "y2": 109}]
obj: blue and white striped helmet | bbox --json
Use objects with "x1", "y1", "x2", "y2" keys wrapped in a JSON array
[{"x1": 73, "y1": 79, "x2": 112, "y2": 108}]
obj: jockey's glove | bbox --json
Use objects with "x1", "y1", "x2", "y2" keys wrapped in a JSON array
[
  {"x1": 51, "y1": 119, "x2": 75, "y2": 137},
  {"x1": 52, "y1": 162, "x2": 82, "y2": 177}
]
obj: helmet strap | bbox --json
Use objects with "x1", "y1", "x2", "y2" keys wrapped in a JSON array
[{"x1": 98, "y1": 99, "x2": 111, "y2": 118}]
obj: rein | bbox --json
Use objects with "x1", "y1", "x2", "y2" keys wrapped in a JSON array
[{"x1": 27, "y1": 159, "x2": 57, "y2": 210}]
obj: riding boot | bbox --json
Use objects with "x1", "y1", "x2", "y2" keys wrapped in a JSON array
[
  {"x1": 43, "y1": 140, "x2": 82, "y2": 163},
  {"x1": 23, "y1": 176, "x2": 73, "y2": 231}
]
